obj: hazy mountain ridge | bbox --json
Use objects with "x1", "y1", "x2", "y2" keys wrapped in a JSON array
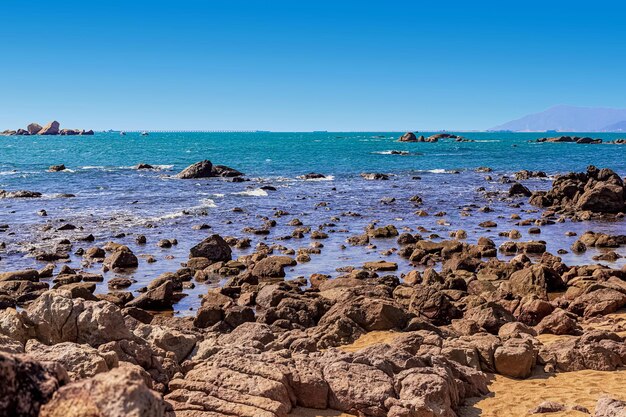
[{"x1": 491, "y1": 105, "x2": 626, "y2": 132}]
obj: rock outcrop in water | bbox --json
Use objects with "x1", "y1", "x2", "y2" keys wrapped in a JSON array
[
  {"x1": 0, "y1": 121, "x2": 94, "y2": 136},
  {"x1": 398, "y1": 132, "x2": 417, "y2": 142},
  {"x1": 176, "y1": 160, "x2": 244, "y2": 179},
  {"x1": 529, "y1": 165, "x2": 625, "y2": 216},
  {"x1": 536, "y1": 135, "x2": 603, "y2": 144}
]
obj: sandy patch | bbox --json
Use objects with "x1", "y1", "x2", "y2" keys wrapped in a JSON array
[
  {"x1": 337, "y1": 330, "x2": 400, "y2": 352},
  {"x1": 459, "y1": 369, "x2": 626, "y2": 417}
]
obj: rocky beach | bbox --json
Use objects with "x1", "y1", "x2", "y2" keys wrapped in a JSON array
[{"x1": 1, "y1": 131, "x2": 626, "y2": 417}]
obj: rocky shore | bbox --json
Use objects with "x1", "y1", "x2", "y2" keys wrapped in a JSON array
[{"x1": 1, "y1": 163, "x2": 626, "y2": 416}]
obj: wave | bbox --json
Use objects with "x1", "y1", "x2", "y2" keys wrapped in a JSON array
[
  {"x1": 372, "y1": 150, "x2": 411, "y2": 155},
  {"x1": 233, "y1": 188, "x2": 268, "y2": 197}
]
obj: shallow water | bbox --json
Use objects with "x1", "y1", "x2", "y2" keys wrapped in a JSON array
[{"x1": 1, "y1": 131, "x2": 625, "y2": 315}]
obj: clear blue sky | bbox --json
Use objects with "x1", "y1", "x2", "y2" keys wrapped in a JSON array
[{"x1": 1, "y1": 0, "x2": 625, "y2": 131}]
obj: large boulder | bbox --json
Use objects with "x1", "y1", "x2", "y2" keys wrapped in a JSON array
[
  {"x1": 189, "y1": 234, "x2": 232, "y2": 262},
  {"x1": 398, "y1": 132, "x2": 417, "y2": 142},
  {"x1": 103, "y1": 249, "x2": 138, "y2": 270},
  {"x1": 27, "y1": 123, "x2": 43, "y2": 135},
  {"x1": 39, "y1": 367, "x2": 165, "y2": 417},
  {"x1": 494, "y1": 338, "x2": 536, "y2": 378},
  {"x1": 38, "y1": 121, "x2": 60, "y2": 135},
  {"x1": 576, "y1": 182, "x2": 625, "y2": 213},
  {"x1": 211, "y1": 165, "x2": 244, "y2": 177},
  {"x1": 176, "y1": 160, "x2": 213, "y2": 179},
  {"x1": 126, "y1": 282, "x2": 175, "y2": 311},
  {"x1": 22, "y1": 291, "x2": 132, "y2": 346},
  {"x1": 252, "y1": 256, "x2": 297, "y2": 278},
  {"x1": 25, "y1": 340, "x2": 112, "y2": 381},
  {"x1": 1, "y1": 352, "x2": 69, "y2": 416},
  {"x1": 509, "y1": 264, "x2": 562, "y2": 299}
]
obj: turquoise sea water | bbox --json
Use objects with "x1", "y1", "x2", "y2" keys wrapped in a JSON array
[{"x1": 1, "y1": 132, "x2": 625, "y2": 314}]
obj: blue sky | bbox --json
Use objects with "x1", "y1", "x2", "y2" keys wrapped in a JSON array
[{"x1": 1, "y1": 0, "x2": 625, "y2": 131}]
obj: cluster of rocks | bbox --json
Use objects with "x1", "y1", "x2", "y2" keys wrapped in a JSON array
[
  {"x1": 1, "y1": 121, "x2": 94, "y2": 136},
  {"x1": 2, "y1": 215, "x2": 626, "y2": 416},
  {"x1": 529, "y1": 165, "x2": 625, "y2": 217},
  {"x1": 397, "y1": 132, "x2": 465, "y2": 143},
  {"x1": 536, "y1": 135, "x2": 604, "y2": 144},
  {"x1": 176, "y1": 160, "x2": 244, "y2": 180}
]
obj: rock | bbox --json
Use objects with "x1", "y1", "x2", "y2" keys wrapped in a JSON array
[
  {"x1": 298, "y1": 173, "x2": 327, "y2": 180},
  {"x1": 136, "y1": 163, "x2": 154, "y2": 169},
  {"x1": 211, "y1": 165, "x2": 244, "y2": 177},
  {"x1": 464, "y1": 302, "x2": 514, "y2": 334},
  {"x1": 361, "y1": 173, "x2": 389, "y2": 180},
  {"x1": 27, "y1": 123, "x2": 43, "y2": 134},
  {"x1": 0, "y1": 352, "x2": 69, "y2": 417},
  {"x1": 23, "y1": 290, "x2": 132, "y2": 346},
  {"x1": 494, "y1": 338, "x2": 536, "y2": 378},
  {"x1": 252, "y1": 256, "x2": 297, "y2": 278},
  {"x1": 535, "y1": 308, "x2": 582, "y2": 335},
  {"x1": 133, "y1": 324, "x2": 196, "y2": 363},
  {"x1": 0, "y1": 269, "x2": 39, "y2": 282},
  {"x1": 368, "y1": 224, "x2": 399, "y2": 238},
  {"x1": 49, "y1": 164, "x2": 66, "y2": 172},
  {"x1": 176, "y1": 160, "x2": 213, "y2": 179},
  {"x1": 39, "y1": 367, "x2": 165, "y2": 417},
  {"x1": 363, "y1": 260, "x2": 398, "y2": 271},
  {"x1": 38, "y1": 121, "x2": 60, "y2": 135},
  {"x1": 126, "y1": 282, "x2": 175, "y2": 311},
  {"x1": 529, "y1": 401, "x2": 566, "y2": 414},
  {"x1": 25, "y1": 339, "x2": 112, "y2": 381},
  {"x1": 189, "y1": 234, "x2": 232, "y2": 262},
  {"x1": 479, "y1": 220, "x2": 497, "y2": 228},
  {"x1": 104, "y1": 249, "x2": 138, "y2": 270},
  {"x1": 577, "y1": 182, "x2": 625, "y2": 213},
  {"x1": 509, "y1": 182, "x2": 532, "y2": 197},
  {"x1": 398, "y1": 132, "x2": 417, "y2": 142},
  {"x1": 0, "y1": 189, "x2": 42, "y2": 198},
  {"x1": 595, "y1": 396, "x2": 626, "y2": 417},
  {"x1": 568, "y1": 288, "x2": 626, "y2": 318},
  {"x1": 509, "y1": 264, "x2": 562, "y2": 299}
]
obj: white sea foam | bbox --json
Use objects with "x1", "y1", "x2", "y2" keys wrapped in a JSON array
[
  {"x1": 301, "y1": 175, "x2": 335, "y2": 181},
  {"x1": 199, "y1": 198, "x2": 217, "y2": 207},
  {"x1": 427, "y1": 169, "x2": 447, "y2": 174},
  {"x1": 372, "y1": 150, "x2": 409, "y2": 155},
  {"x1": 234, "y1": 188, "x2": 268, "y2": 197}
]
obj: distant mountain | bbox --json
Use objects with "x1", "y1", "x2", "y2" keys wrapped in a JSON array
[{"x1": 491, "y1": 105, "x2": 626, "y2": 132}]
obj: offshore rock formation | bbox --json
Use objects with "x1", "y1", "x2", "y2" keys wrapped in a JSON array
[
  {"x1": 529, "y1": 165, "x2": 625, "y2": 216},
  {"x1": 1, "y1": 121, "x2": 94, "y2": 136}
]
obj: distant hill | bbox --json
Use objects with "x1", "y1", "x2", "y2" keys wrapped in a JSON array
[{"x1": 490, "y1": 105, "x2": 626, "y2": 132}]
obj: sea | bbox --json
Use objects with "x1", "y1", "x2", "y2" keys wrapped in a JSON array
[{"x1": 1, "y1": 131, "x2": 625, "y2": 314}]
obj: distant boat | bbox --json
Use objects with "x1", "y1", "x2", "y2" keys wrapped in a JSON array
[
  {"x1": 546, "y1": 129, "x2": 558, "y2": 133},
  {"x1": 140, "y1": 131, "x2": 149, "y2": 136},
  {"x1": 120, "y1": 131, "x2": 126, "y2": 136}
]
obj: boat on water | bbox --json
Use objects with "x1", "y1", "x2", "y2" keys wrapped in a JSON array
[{"x1": 120, "y1": 131, "x2": 126, "y2": 136}]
